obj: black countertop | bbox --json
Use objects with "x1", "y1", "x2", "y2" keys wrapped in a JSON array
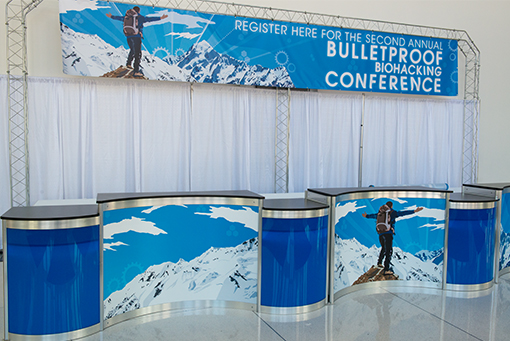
[
  {"x1": 449, "y1": 193, "x2": 499, "y2": 203},
  {"x1": 263, "y1": 198, "x2": 328, "y2": 211},
  {"x1": 97, "y1": 190, "x2": 264, "y2": 203},
  {"x1": 308, "y1": 186, "x2": 451, "y2": 197},
  {"x1": 1, "y1": 205, "x2": 99, "y2": 221},
  {"x1": 463, "y1": 183, "x2": 510, "y2": 191}
]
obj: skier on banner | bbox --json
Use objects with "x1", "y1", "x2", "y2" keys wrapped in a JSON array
[{"x1": 106, "y1": 6, "x2": 168, "y2": 77}]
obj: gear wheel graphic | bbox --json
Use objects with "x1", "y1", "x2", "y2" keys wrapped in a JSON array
[
  {"x1": 122, "y1": 262, "x2": 145, "y2": 284},
  {"x1": 450, "y1": 70, "x2": 458, "y2": 84},
  {"x1": 174, "y1": 48, "x2": 186, "y2": 57},
  {"x1": 107, "y1": 278, "x2": 122, "y2": 293},
  {"x1": 275, "y1": 50, "x2": 289, "y2": 66},
  {"x1": 448, "y1": 40, "x2": 458, "y2": 52},
  {"x1": 152, "y1": 46, "x2": 171, "y2": 61},
  {"x1": 404, "y1": 242, "x2": 424, "y2": 255}
]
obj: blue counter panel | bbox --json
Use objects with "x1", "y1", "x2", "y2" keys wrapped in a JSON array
[
  {"x1": 7, "y1": 226, "x2": 100, "y2": 335},
  {"x1": 447, "y1": 208, "x2": 496, "y2": 285},
  {"x1": 261, "y1": 216, "x2": 328, "y2": 307},
  {"x1": 500, "y1": 193, "x2": 510, "y2": 271}
]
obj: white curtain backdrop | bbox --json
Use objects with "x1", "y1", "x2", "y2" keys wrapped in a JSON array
[
  {"x1": 0, "y1": 75, "x2": 467, "y2": 206},
  {"x1": 1, "y1": 76, "x2": 11, "y2": 217},
  {"x1": 190, "y1": 84, "x2": 276, "y2": 192},
  {"x1": 28, "y1": 77, "x2": 192, "y2": 203},
  {"x1": 362, "y1": 96, "x2": 465, "y2": 188},
  {"x1": 289, "y1": 91, "x2": 363, "y2": 192}
]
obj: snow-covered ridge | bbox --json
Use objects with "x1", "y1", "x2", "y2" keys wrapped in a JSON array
[
  {"x1": 105, "y1": 234, "x2": 444, "y2": 319},
  {"x1": 334, "y1": 235, "x2": 443, "y2": 291},
  {"x1": 104, "y1": 238, "x2": 258, "y2": 319},
  {"x1": 61, "y1": 23, "x2": 294, "y2": 87}
]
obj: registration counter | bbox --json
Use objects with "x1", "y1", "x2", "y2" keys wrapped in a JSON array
[{"x1": 2, "y1": 187, "x2": 508, "y2": 340}]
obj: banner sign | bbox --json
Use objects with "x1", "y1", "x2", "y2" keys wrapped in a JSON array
[{"x1": 60, "y1": 0, "x2": 458, "y2": 96}]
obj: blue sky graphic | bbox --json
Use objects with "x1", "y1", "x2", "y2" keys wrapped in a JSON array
[
  {"x1": 336, "y1": 197, "x2": 446, "y2": 255},
  {"x1": 103, "y1": 204, "x2": 259, "y2": 297}
]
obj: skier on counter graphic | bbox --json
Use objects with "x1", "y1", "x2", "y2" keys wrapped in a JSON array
[
  {"x1": 362, "y1": 201, "x2": 423, "y2": 275},
  {"x1": 106, "y1": 6, "x2": 168, "y2": 77}
]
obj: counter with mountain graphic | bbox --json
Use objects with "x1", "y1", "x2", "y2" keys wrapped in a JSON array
[
  {"x1": 333, "y1": 196, "x2": 447, "y2": 292},
  {"x1": 101, "y1": 201, "x2": 262, "y2": 320}
]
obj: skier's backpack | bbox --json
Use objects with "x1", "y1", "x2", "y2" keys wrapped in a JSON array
[
  {"x1": 376, "y1": 205, "x2": 391, "y2": 233},
  {"x1": 123, "y1": 9, "x2": 139, "y2": 36}
]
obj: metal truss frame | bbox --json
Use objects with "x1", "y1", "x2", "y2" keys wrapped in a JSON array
[
  {"x1": 6, "y1": 0, "x2": 44, "y2": 207},
  {"x1": 6, "y1": 0, "x2": 479, "y2": 202},
  {"x1": 275, "y1": 88, "x2": 290, "y2": 193}
]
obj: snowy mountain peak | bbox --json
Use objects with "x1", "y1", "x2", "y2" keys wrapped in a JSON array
[{"x1": 193, "y1": 40, "x2": 214, "y2": 54}]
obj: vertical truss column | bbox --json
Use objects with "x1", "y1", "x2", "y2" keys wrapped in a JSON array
[
  {"x1": 275, "y1": 88, "x2": 290, "y2": 193},
  {"x1": 5, "y1": 0, "x2": 43, "y2": 207},
  {"x1": 459, "y1": 40, "x2": 481, "y2": 185}
]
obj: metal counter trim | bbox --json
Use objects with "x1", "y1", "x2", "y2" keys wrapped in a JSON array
[
  {"x1": 445, "y1": 281, "x2": 494, "y2": 292},
  {"x1": 104, "y1": 300, "x2": 255, "y2": 328},
  {"x1": 335, "y1": 190, "x2": 448, "y2": 202},
  {"x1": 259, "y1": 299, "x2": 326, "y2": 315},
  {"x1": 449, "y1": 201, "x2": 496, "y2": 210},
  {"x1": 262, "y1": 208, "x2": 328, "y2": 219},
  {"x1": 3, "y1": 217, "x2": 100, "y2": 230},
  {"x1": 334, "y1": 280, "x2": 442, "y2": 301},
  {"x1": 499, "y1": 267, "x2": 510, "y2": 278},
  {"x1": 101, "y1": 197, "x2": 262, "y2": 211}
]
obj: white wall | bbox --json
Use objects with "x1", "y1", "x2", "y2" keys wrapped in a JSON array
[{"x1": 1, "y1": 0, "x2": 509, "y2": 184}]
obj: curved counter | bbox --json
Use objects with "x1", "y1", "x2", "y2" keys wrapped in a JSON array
[
  {"x1": 97, "y1": 190, "x2": 264, "y2": 327},
  {"x1": 3, "y1": 187, "x2": 506, "y2": 339},
  {"x1": 260, "y1": 199, "x2": 329, "y2": 314},
  {"x1": 306, "y1": 187, "x2": 451, "y2": 300},
  {"x1": 446, "y1": 193, "x2": 498, "y2": 290},
  {"x1": 463, "y1": 183, "x2": 510, "y2": 278},
  {"x1": 1, "y1": 205, "x2": 100, "y2": 341}
]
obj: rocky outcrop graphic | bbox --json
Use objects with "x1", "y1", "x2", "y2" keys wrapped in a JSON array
[
  {"x1": 352, "y1": 265, "x2": 399, "y2": 285},
  {"x1": 101, "y1": 66, "x2": 149, "y2": 79}
]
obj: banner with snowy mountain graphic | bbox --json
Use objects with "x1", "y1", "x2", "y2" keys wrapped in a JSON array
[
  {"x1": 102, "y1": 203, "x2": 259, "y2": 320},
  {"x1": 59, "y1": 0, "x2": 458, "y2": 95},
  {"x1": 334, "y1": 197, "x2": 446, "y2": 292}
]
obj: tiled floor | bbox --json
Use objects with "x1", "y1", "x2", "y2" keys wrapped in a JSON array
[{"x1": 2, "y1": 263, "x2": 510, "y2": 340}]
